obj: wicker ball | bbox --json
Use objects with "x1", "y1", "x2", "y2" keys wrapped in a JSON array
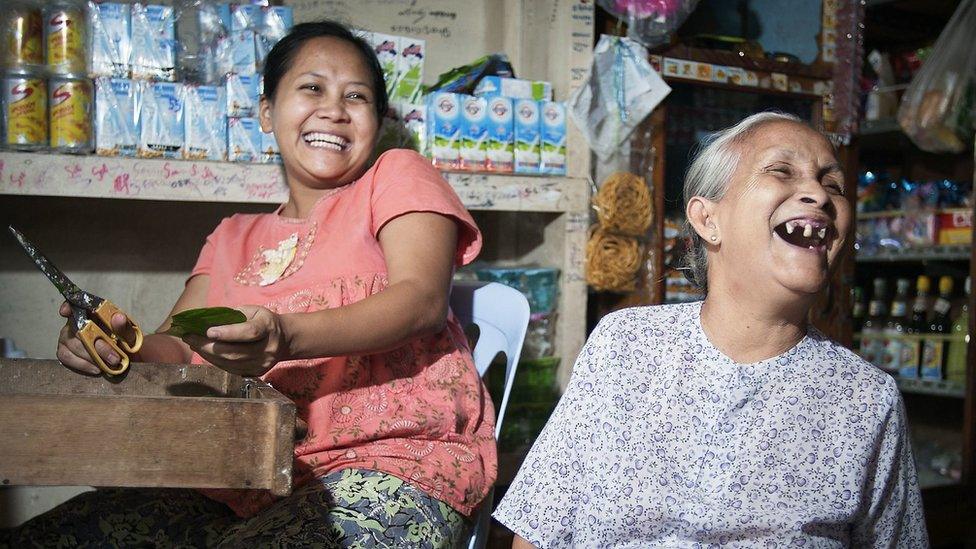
[
  {"x1": 585, "y1": 226, "x2": 644, "y2": 293},
  {"x1": 593, "y1": 172, "x2": 652, "y2": 237}
]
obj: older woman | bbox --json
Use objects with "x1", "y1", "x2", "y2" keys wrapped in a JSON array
[{"x1": 494, "y1": 112, "x2": 928, "y2": 548}]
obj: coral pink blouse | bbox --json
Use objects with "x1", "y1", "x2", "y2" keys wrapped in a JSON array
[{"x1": 191, "y1": 149, "x2": 497, "y2": 517}]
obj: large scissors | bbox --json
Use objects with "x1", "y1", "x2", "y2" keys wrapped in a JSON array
[{"x1": 9, "y1": 226, "x2": 144, "y2": 376}]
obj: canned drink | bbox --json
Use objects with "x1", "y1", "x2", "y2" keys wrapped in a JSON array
[
  {"x1": 2, "y1": 70, "x2": 47, "y2": 150},
  {"x1": 49, "y1": 76, "x2": 93, "y2": 152},
  {"x1": 2, "y1": 2, "x2": 44, "y2": 68},
  {"x1": 45, "y1": 2, "x2": 88, "y2": 75}
]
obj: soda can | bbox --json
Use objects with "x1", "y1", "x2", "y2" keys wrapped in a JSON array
[
  {"x1": 2, "y1": 2, "x2": 44, "y2": 68},
  {"x1": 2, "y1": 70, "x2": 48, "y2": 150},
  {"x1": 49, "y1": 75, "x2": 93, "y2": 153},
  {"x1": 45, "y1": 2, "x2": 88, "y2": 75}
]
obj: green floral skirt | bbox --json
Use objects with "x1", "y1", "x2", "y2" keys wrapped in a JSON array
[{"x1": 0, "y1": 469, "x2": 470, "y2": 548}]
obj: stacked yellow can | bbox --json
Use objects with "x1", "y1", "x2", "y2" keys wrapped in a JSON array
[{"x1": 0, "y1": 0, "x2": 93, "y2": 153}]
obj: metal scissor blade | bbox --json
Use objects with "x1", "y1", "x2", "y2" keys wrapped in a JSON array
[{"x1": 8, "y1": 225, "x2": 82, "y2": 298}]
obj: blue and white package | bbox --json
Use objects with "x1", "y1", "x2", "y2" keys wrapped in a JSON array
[
  {"x1": 427, "y1": 92, "x2": 461, "y2": 170},
  {"x1": 131, "y1": 4, "x2": 176, "y2": 81},
  {"x1": 485, "y1": 96, "x2": 514, "y2": 172},
  {"x1": 95, "y1": 77, "x2": 138, "y2": 157},
  {"x1": 539, "y1": 101, "x2": 566, "y2": 175},
  {"x1": 138, "y1": 81, "x2": 184, "y2": 159},
  {"x1": 230, "y1": 4, "x2": 261, "y2": 31},
  {"x1": 256, "y1": 7, "x2": 293, "y2": 68},
  {"x1": 398, "y1": 103, "x2": 428, "y2": 157},
  {"x1": 513, "y1": 98, "x2": 540, "y2": 173},
  {"x1": 228, "y1": 117, "x2": 262, "y2": 162},
  {"x1": 261, "y1": 130, "x2": 281, "y2": 164},
  {"x1": 226, "y1": 73, "x2": 259, "y2": 117},
  {"x1": 91, "y1": 3, "x2": 131, "y2": 78},
  {"x1": 459, "y1": 95, "x2": 487, "y2": 171},
  {"x1": 184, "y1": 85, "x2": 227, "y2": 161}
]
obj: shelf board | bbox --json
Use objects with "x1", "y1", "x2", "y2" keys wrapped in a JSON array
[
  {"x1": 859, "y1": 118, "x2": 902, "y2": 136},
  {"x1": 855, "y1": 245, "x2": 972, "y2": 262},
  {"x1": 897, "y1": 377, "x2": 966, "y2": 398},
  {"x1": 0, "y1": 151, "x2": 589, "y2": 214}
]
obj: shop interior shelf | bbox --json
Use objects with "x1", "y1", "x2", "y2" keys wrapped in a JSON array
[
  {"x1": 855, "y1": 245, "x2": 972, "y2": 262},
  {"x1": 897, "y1": 377, "x2": 967, "y2": 399}
]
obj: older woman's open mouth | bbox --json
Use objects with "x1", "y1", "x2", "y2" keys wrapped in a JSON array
[{"x1": 773, "y1": 218, "x2": 832, "y2": 251}]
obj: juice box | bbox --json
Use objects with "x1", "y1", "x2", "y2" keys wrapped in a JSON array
[
  {"x1": 91, "y1": 3, "x2": 131, "y2": 78},
  {"x1": 229, "y1": 29, "x2": 257, "y2": 75},
  {"x1": 228, "y1": 116, "x2": 261, "y2": 162},
  {"x1": 138, "y1": 81, "x2": 183, "y2": 159},
  {"x1": 256, "y1": 6, "x2": 293, "y2": 68},
  {"x1": 459, "y1": 95, "x2": 487, "y2": 171},
  {"x1": 513, "y1": 99, "x2": 540, "y2": 173},
  {"x1": 485, "y1": 96, "x2": 513, "y2": 172},
  {"x1": 398, "y1": 103, "x2": 428, "y2": 157},
  {"x1": 226, "y1": 73, "x2": 259, "y2": 117},
  {"x1": 261, "y1": 129, "x2": 280, "y2": 164},
  {"x1": 539, "y1": 101, "x2": 566, "y2": 175},
  {"x1": 130, "y1": 4, "x2": 176, "y2": 81},
  {"x1": 184, "y1": 85, "x2": 226, "y2": 161},
  {"x1": 95, "y1": 77, "x2": 138, "y2": 157},
  {"x1": 393, "y1": 37, "x2": 425, "y2": 103},
  {"x1": 371, "y1": 33, "x2": 399, "y2": 97},
  {"x1": 427, "y1": 92, "x2": 461, "y2": 170},
  {"x1": 474, "y1": 76, "x2": 552, "y2": 101}
]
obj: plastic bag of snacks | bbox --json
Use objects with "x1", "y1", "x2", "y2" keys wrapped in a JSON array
[
  {"x1": 897, "y1": 0, "x2": 976, "y2": 153},
  {"x1": 596, "y1": 0, "x2": 700, "y2": 48}
]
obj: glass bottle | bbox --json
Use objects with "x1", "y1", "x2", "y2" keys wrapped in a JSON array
[
  {"x1": 899, "y1": 275, "x2": 931, "y2": 378},
  {"x1": 921, "y1": 276, "x2": 954, "y2": 380},
  {"x1": 860, "y1": 278, "x2": 888, "y2": 366},
  {"x1": 881, "y1": 278, "x2": 910, "y2": 376},
  {"x1": 945, "y1": 276, "x2": 970, "y2": 385}
]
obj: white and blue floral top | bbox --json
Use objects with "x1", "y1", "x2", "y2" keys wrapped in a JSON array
[{"x1": 494, "y1": 301, "x2": 928, "y2": 548}]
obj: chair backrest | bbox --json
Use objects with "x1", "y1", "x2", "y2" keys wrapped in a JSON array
[
  {"x1": 450, "y1": 280, "x2": 530, "y2": 549},
  {"x1": 449, "y1": 280, "x2": 530, "y2": 439}
]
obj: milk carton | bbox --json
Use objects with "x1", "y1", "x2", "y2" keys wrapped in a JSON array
[
  {"x1": 539, "y1": 101, "x2": 566, "y2": 175},
  {"x1": 184, "y1": 85, "x2": 227, "y2": 161},
  {"x1": 228, "y1": 117, "x2": 261, "y2": 162},
  {"x1": 459, "y1": 95, "x2": 487, "y2": 171},
  {"x1": 91, "y1": 3, "x2": 131, "y2": 78},
  {"x1": 130, "y1": 4, "x2": 176, "y2": 81},
  {"x1": 513, "y1": 98, "x2": 540, "y2": 173},
  {"x1": 228, "y1": 29, "x2": 257, "y2": 75},
  {"x1": 230, "y1": 4, "x2": 261, "y2": 31},
  {"x1": 474, "y1": 76, "x2": 553, "y2": 101},
  {"x1": 371, "y1": 33, "x2": 399, "y2": 97},
  {"x1": 226, "y1": 73, "x2": 259, "y2": 117},
  {"x1": 261, "y1": 130, "x2": 280, "y2": 164},
  {"x1": 393, "y1": 37, "x2": 425, "y2": 103},
  {"x1": 427, "y1": 92, "x2": 461, "y2": 170},
  {"x1": 138, "y1": 81, "x2": 183, "y2": 159},
  {"x1": 485, "y1": 96, "x2": 513, "y2": 172},
  {"x1": 95, "y1": 77, "x2": 138, "y2": 156},
  {"x1": 256, "y1": 7, "x2": 293, "y2": 68},
  {"x1": 398, "y1": 103, "x2": 428, "y2": 157}
]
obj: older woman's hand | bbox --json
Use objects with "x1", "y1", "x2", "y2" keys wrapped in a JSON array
[{"x1": 182, "y1": 305, "x2": 289, "y2": 377}]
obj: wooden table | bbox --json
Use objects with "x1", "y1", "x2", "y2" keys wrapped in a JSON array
[{"x1": 0, "y1": 359, "x2": 295, "y2": 495}]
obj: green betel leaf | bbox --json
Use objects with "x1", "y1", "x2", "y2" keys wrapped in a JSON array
[{"x1": 165, "y1": 307, "x2": 247, "y2": 337}]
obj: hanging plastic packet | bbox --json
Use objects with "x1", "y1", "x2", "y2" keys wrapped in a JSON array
[
  {"x1": 138, "y1": 81, "x2": 184, "y2": 158},
  {"x1": 567, "y1": 35, "x2": 670, "y2": 160},
  {"x1": 256, "y1": 6, "x2": 293, "y2": 70},
  {"x1": 131, "y1": 3, "x2": 177, "y2": 81},
  {"x1": 426, "y1": 54, "x2": 514, "y2": 96},
  {"x1": 197, "y1": 3, "x2": 231, "y2": 83},
  {"x1": 90, "y1": 2, "x2": 131, "y2": 78},
  {"x1": 596, "y1": 0, "x2": 700, "y2": 48},
  {"x1": 95, "y1": 77, "x2": 138, "y2": 157},
  {"x1": 184, "y1": 84, "x2": 226, "y2": 161}
]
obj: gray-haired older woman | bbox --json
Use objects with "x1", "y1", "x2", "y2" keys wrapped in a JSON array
[{"x1": 494, "y1": 112, "x2": 928, "y2": 548}]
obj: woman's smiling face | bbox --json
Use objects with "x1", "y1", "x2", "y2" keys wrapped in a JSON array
[
  {"x1": 259, "y1": 36, "x2": 380, "y2": 190},
  {"x1": 708, "y1": 121, "x2": 852, "y2": 297}
]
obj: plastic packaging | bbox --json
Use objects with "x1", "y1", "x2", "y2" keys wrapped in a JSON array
[
  {"x1": 597, "y1": 0, "x2": 700, "y2": 48},
  {"x1": 183, "y1": 84, "x2": 226, "y2": 160},
  {"x1": 94, "y1": 77, "x2": 138, "y2": 156},
  {"x1": 897, "y1": 0, "x2": 976, "y2": 153},
  {"x1": 131, "y1": 3, "x2": 177, "y2": 81},
  {"x1": 90, "y1": 2, "x2": 131, "y2": 78},
  {"x1": 227, "y1": 116, "x2": 260, "y2": 162},
  {"x1": 138, "y1": 81, "x2": 184, "y2": 158}
]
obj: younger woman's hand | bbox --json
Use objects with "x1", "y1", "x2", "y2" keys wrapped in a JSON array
[
  {"x1": 181, "y1": 305, "x2": 288, "y2": 377},
  {"x1": 55, "y1": 301, "x2": 132, "y2": 375}
]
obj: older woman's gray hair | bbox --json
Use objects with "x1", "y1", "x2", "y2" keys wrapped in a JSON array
[{"x1": 682, "y1": 111, "x2": 804, "y2": 291}]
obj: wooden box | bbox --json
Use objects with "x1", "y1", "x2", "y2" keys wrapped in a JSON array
[{"x1": 0, "y1": 359, "x2": 295, "y2": 496}]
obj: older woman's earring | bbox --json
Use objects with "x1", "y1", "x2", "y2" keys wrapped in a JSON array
[{"x1": 709, "y1": 235, "x2": 718, "y2": 242}]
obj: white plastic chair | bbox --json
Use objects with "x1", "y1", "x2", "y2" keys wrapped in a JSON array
[{"x1": 449, "y1": 280, "x2": 530, "y2": 549}]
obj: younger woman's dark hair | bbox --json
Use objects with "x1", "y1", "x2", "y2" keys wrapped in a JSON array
[{"x1": 262, "y1": 20, "x2": 389, "y2": 119}]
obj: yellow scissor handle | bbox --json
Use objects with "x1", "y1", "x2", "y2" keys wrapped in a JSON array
[
  {"x1": 77, "y1": 321, "x2": 130, "y2": 376},
  {"x1": 90, "y1": 300, "x2": 144, "y2": 354}
]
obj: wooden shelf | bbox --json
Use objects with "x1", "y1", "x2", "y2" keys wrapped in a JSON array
[
  {"x1": 0, "y1": 151, "x2": 588, "y2": 214},
  {"x1": 855, "y1": 245, "x2": 972, "y2": 262}
]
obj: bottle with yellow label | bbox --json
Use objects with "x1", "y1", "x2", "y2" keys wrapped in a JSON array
[{"x1": 921, "y1": 276, "x2": 954, "y2": 380}]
